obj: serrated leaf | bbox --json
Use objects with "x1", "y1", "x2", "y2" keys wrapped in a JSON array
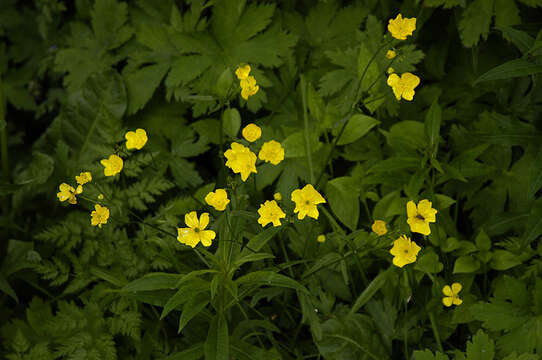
[
  {"x1": 326, "y1": 176, "x2": 360, "y2": 230},
  {"x1": 466, "y1": 330, "x2": 495, "y2": 360},
  {"x1": 124, "y1": 63, "x2": 169, "y2": 114},
  {"x1": 332, "y1": 114, "x2": 379, "y2": 145},
  {"x1": 453, "y1": 255, "x2": 480, "y2": 273},
  {"x1": 222, "y1": 108, "x2": 241, "y2": 138},
  {"x1": 459, "y1": 0, "x2": 494, "y2": 47}
]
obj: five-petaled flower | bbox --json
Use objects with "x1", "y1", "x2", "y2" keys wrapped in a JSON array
[
  {"x1": 177, "y1": 211, "x2": 216, "y2": 248},
  {"x1": 387, "y1": 72, "x2": 420, "y2": 101},
  {"x1": 240, "y1": 76, "x2": 259, "y2": 100},
  {"x1": 91, "y1": 204, "x2": 110, "y2": 228},
  {"x1": 75, "y1": 172, "x2": 92, "y2": 185},
  {"x1": 442, "y1": 283, "x2": 463, "y2": 307},
  {"x1": 205, "y1": 189, "x2": 230, "y2": 211},
  {"x1": 57, "y1": 183, "x2": 81, "y2": 204},
  {"x1": 101, "y1": 154, "x2": 123, "y2": 177},
  {"x1": 258, "y1": 140, "x2": 284, "y2": 165},
  {"x1": 224, "y1": 142, "x2": 258, "y2": 181},
  {"x1": 125, "y1": 128, "x2": 148, "y2": 150},
  {"x1": 291, "y1": 184, "x2": 326, "y2": 220},
  {"x1": 389, "y1": 235, "x2": 421, "y2": 268},
  {"x1": 257, "y1": 200, "x2": 286, "y2": 227},
  {"x1": 242, "y1": 124, "x2": 262, "y2": 142},
  {"x1": 235, "y1": 64, "x2": 251, "y2": 80},
  {"x1": 371, "y1": 220, "x2": 388, "y2": 236},
  {"x1": 407, "y1": 199, "x2": 437, "y2": 235},
  {"x1": 388, "y1": 14, "x2": 416, "y2": 40}
]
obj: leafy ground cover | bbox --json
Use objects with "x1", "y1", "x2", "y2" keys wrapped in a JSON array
[{"x1": 1, "y1": 0, "x2": 542, "y2": 359}]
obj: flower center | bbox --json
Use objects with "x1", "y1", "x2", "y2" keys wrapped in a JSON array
[
  {"x1": 416, "y1": 214, "x2": 425, "y2": 221},
  {"x1": 404, "y1": 249, "x2": 409, "y2": 254},
  {"x1": 305, "y1": 200, "x2": 310, "y2": 205},
  {"x1": 194, "y1": 227, "x2": 200, "y2": 233}
]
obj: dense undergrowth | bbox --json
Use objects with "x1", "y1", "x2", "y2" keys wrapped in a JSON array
[{"x1": 1, "y1": 0, "x2": 542, "y2": 359}]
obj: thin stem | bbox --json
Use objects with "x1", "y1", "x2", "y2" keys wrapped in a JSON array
[
  {"x1": 429, "y1": 312, "x2": 444, "y2": 353},
  {"x1": 300, "y1": 75, "x2": 315, "y2": 184},
  {"x1": 0, "y1": 75, "x2": 8, "y2": 183}
]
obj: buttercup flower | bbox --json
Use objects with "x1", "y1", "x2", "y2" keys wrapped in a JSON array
[
  {"x1": 101, "y1": 154, "x2": 123, "y2": 177},
  {"x1": 57, "y1": 183, "x2": 78, "y2": 204},
  {"x1": 387, "y1": 72, "x2": 420, "y2": 101},
  {"x1": 91, "y1": 204, "x2": 110, "y2": 228},
  {"x1": 386, "y1": 50, "x2": 396, "y2": 59},
  {"x1": 75, "y1": 172, "x2": 92, "y2": 185},
  {"x1": 235, "y1": 64, "x2": 251, "y2": 80},
  {"x1": 389, "y1": 235, "x2": 421, "y2": 268},
  {"x1": 442, "y1": 283, "x2": 463, "y2": 307},
  {"x1": 205, "y1": 189, "x2": 230, "y2": 211},
  {"x1": 273, "y1": 192, "x2": 282, "y2": 201},
  {"x1": 387, "y1": 67, "x2": 395, "y2": 74},
  {"x1": 371, "y1": 220, "x2": 388, "y2": 236},
  {"x1": 257, "y1": 200, "x2": 286, "y2": 227},
  {"x1": 291, "y1": 184, "x2": 326, "y2": 220},
  {"x1": 177, "y1": 211, "x2": 216, "y2": 248},
  {"x1": 388, "y1": 14, "x2": 416, "y2": 40},
  {"x1": 240, "y1": 76, "x2": 259, "y2": 100},
  {"x1": 224, "y1": 142, "x2": 257, "y2": 181},
  {"x1": 407, "y1": 199, "x2": 437, "y2": 236},
  {"x1": 317, "y1": 234, "x2": 326, "y2": 243},
  {"x1": 125, "y1": 128, "x2": 148, "y2": 150},
  {"x1": 258, "y1": 140, "x2": 284, "y2": 165},
  {"x1": 242, "y1": 124, "x2": 262, "y2": 142}
]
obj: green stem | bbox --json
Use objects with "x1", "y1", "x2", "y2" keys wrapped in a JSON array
[
  {"x1": 429, "y1": 312, "x2": 444, "y2": 353},
  {"x1": 0, "y1": 75, "x2": 8, "y2": 183},
  {"x1": 300, "y1": 75, "x2": 315, "y2": 184}
]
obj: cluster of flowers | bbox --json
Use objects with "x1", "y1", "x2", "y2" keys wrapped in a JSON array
[
  {"x1": 386, "y1": 14, "x2": 421, "y2": 101},
  {"x1": 56, "y1": 128, "x2": 148, "y2": 228},
  {"x1": 235, "y1": 64, "x2": 259, "y2": 100},
  {"x1": 371, "y1": 200, "x2": 462, "y2": 307}
]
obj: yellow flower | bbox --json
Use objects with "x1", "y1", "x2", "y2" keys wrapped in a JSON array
[
  {"x1": 442, "y1": 283, "x2": 463, "y2": 307},
  {"x1": 371, "y1": 220, "x2": 388, "y2": 236},
  {"x1": 177, "y1": 211, "x2": 216, "y2": 248},
  {"x1": 224, "y1": 142, "x2": 257, "y2": 181},
  {"x1": 235, "y1": 64, "x2": 251, "y2": 80},
  {"x1": 242, "y1": 123, "x2": 262, "y2": 142},
  {"x1": 406, "y1": 199, "x2": 437, "y2": 236},
  {"x1": 257, "y1": 200, "x2": 286, "y2": 227},
  {"x1": 386, "y1": 50, "x2": 396, "y2": 59},
  {"x1": 387, "y1": 67, "x2": 395, "y2": 74},
  {"x1": 240, "y1": 76, "x2": 259, "y2": 100},
  {"x1": 98, "y1": 194, "x2": 104, "y2": 200},
  {"x1": 387, "y1": 72, "x2": 420, "y2": 101},
  {"x1": 91, "y1": 204, "x2": 110, "y2": 228},
  {"x1": 258, "y1": 140, "x2": 284, "y2": 165},
  {"x1": 291, "y1": 184, "x2": 326, "y2": 220},
  {"x1": 100, "y1": 154, "x2": 123, "y2": 177},
  {"x1": 57, "y1": 183, "x2": 77, "y2": 204},
  {"x1": 205, "y1": 189, "x2": 230, "y2": 211},
  {"x1": 125, "y1": 128, "x2": 148, "y2": 150},
  {"x1": 273, "y1": 192, "x2": 282, "y2": 201},
  {"x1": 388, "y1": 14, "x2": 416, "y2": 40},
  {"x1": 75, "y1": 172, "x2": 92, "y2": 185},
  {"x1": 317, "y1": 234, "x2": 326, "y2": 243},
  {"x1": 389, "y1": 235, "x2": 421, "y2": 268}
]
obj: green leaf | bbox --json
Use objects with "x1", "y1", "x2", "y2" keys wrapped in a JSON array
[
  {"x1": 459, "y1": 0, "x2": 494, "y2": 47},
  {"x1": 204, "y1": 314, "x2": 229, "y2": 360},
  {"x1": 326, "y1": 176, "x2": 360, "y2": 231},
  {"x1": 368, "y1": 157, "x2": 421, "y2": 173},
  {"x1": 497, "y1": 27, "x2": 535, "y2": 54},
  {"x1": 161, "y1": 279, "x2": 210, "y2": 319},
  {"x1": 216, "y1": 67, "x2": 233, "y2": 99},
  {"x1": 0, "y1": 273, "x2": 18, "y2": 302},
  {"x1": 522, "y1": 198, "x2": 542, "y2": 246},
  {"x1": 453, "y1": 255, "x2": 481, "y2": 273},
  {"x1": 240, "y1": 227, "x2": 281, "y2": 257},
  {"x1": 494, "y1": 0, "x2": 521, "y2": 28},
  {"x1": 222, "y1": 108, "x2": 241, "y2": 138},
  {"x1": 490, "y1": 250, "x2": 522, "y2": 270},
  {"x1": 122, "y1": 272, "x2": 182, "y2": 293},
  {"x1": 350, "y1": 268, "x2": 390, "y2": 314},
  {"x1": 178, "y1": 293, "x2": 209, "y2": 333},
  {"x1": 236, "y1": 271, "x2": 308, "y2": 294},
  {"x1": 283, "y1": 131, "x2": 321, "y2": 158},
  {"x1": 332, "y1": 114, "x2": 379, "y2": 145},
  {"x1": 415, "y1": 252, "x2": 444, "y2": 274},
  {"x1": 466, "y1": 330, "x2": 495, "y2": 360},
  {"x1": 425, "y1": 100, "x2": 441, "y2": 152},
  {"x1": 474, "y1": 59, "x2": 542, "y2": 84},
  {"x1": 413, "y1": 349, "x2": 450, "y2": 360},
  {"x1": 475, "y1": 230, "x2": 491, "y2": 251},
  {"x1": 124, "y1": 63, "x2": 169, "y2": 115},
  {"x1": 528, "y1": 147, "x2": 542, "y2": 198},
  {"x1": 165, "y1": 343, "x2": 204, "y2": 360}
]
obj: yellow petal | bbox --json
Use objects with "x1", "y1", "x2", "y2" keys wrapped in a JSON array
[
  {"x1": 387, "y1": 74, "x2": 400, "y2": 87},
  {"x1": 406, "y1": 201, "x2": 417, "y2": 218},
  {"x1": 442, "y1": 285, "x2": 453, "y2": 297},
  {"x1": 185, "y1": 211, "x2": 199, "y2": 229},
  {"x1": 453, "y1": 297, "x2": 463, "y2": 306},
  {"x1": 392, "y1": 256, "x2": 407, "y2": 268},
  {"x1": 442, "y1": 297, "x2": 453, "y2": 307},
  {"x1": 451, "y1": 282, "x2": 462, "y2": 295},
  {"x1": 199, "y1": 212, "x2": 210, "y2": 230},
  {"x1": 200, "y1": 230, "x2": 216, "y2": 246}
]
